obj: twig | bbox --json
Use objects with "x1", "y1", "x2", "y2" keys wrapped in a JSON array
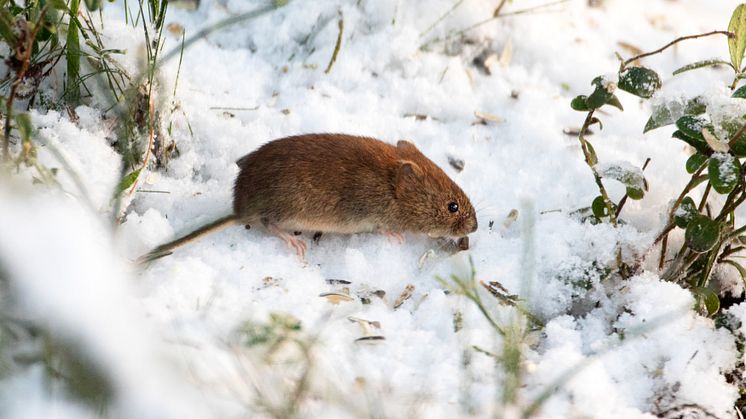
[
  {"x1": 729, "y1": 121, "x2": 746, "y2": 148},
  {"x1": 493, "y1": 0, "x2": 510, "y2": 17},
  {"x1": 127, "y1": 97, "x2": 155, "y2": 196},
  {"x1": 658, "y1": 234, "x2": 668, "y2": 270},
  {"x1": 419, "y1": 0, "x2": 465, "y2": 38},
  {"x1": 652, "y1": 165, "x2": 708, "y2": 247},
  {"x1": 324, "y1": 11, "x2": 344, "y2": 74},
  {"x1": 698, "y1": 183, "x2": 711, "y2": 212},
  {"x1": 621, "y1": 31, "x2": 733, "y2": 70},
  {"x1": 577, "y1": 110, "x2": 617, "y2": 227},
  {"x1": 420, "y1": 0, "x2": 568, "y2": 50}
]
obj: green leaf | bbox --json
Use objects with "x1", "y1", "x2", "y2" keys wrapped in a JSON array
[
  {"x1": 708, "y1": 152, "x2": 741, "y2": 194},
  {"x1": 674, "y1": 196, "x2": 699, "y2": 228},
  {"x1": 685, "y1": 153, "x2": 708, "y2": 174},
  {"x1": 65, "y1": 0, "x2": 81, "y2": 104},
  {"x1": 626, "y1": 186, "x2": 644, "y2": 200},
  {"x1": 571, "y1": 95, "x2": 590, "y2": 111},
  {"x1": 591, "y1": 195, "x2": 609, "y2": 218},
  {"x1": 671, "y1": 131, "x2": 708, "y2": 154},
  {"x1": 618, "y1": 66, "x2": 661, "y2": 98},
  {"x1": 693, "y1": 287, "x2": 720, "y2": 316},
  {"x1": 673, "y1": 59, "x2": 732, "y2": 76},
  {"x1": 586, "y1": 76, "x2": 617, "y2": 110},
  {"x1": 606, "y1": 94, "x2": 624, "y2": 111},
  {"x1": 676, "y1": 115, "x2": 707, "y2": 141},
  {"x1": 732, "y1": 84, "x2": 746, "y2": 98},
  {"x1": 729, "y1": 4, "x2": 746, "y2": 71},
  {"x1": 84, "y1": 0, "x2": 102, "y2": 10},
  {"x1": 644, "y1": 96, "x2": 706, "y2": 133},
  {"x1": 685, "y1": 215, "x2": 721, "y2": 253},
  {"x1": 596, "y1": 162, "x2": 646, "y2": 199},
  {"x1": 115, "y1": 169, "x2": 141, "y2": 195},
  {"x1": 14, "y1": 113, "x2": 32, "y2": 142}
]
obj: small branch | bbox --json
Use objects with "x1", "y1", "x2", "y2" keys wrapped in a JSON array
[
  {"x1": 127, "y1": 97, "x2": 155, "y2": 196},
  {"x1": 698, "y1": 183, "x2": 711, "y2": 212},
  {"x1": 493, "y1": 0, "x2": 510, "y2": 17},
  {"x1": 729, "y1": 122, "x2": 746, "y2": 148},
  {"x1": 652, "y1": 165, "x2": 707, "y2": 247},
  {"x1": 419, "y1": 0, "x2": 465, "y2": 38},
  {"x1": 577, "y1": 111, "x2": 617, "y2": 226},
  {"x1": 324, "y1": 11, "x2": 344, "y2": 74},
  {"x1": 621, "y1": 30, "x2": 733, "y2": 70},
  {"x1": 419, "y1": 0, "x2": 568, "y2": 50},
  {"x1": 658, "y1": 234, "x2": 668, "y2": 270}
]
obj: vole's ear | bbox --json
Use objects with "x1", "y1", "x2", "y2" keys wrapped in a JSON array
[
  {"x1": 396, "y1": 140, "x2": 424, "y2": 158},
  {"x1": 398, "y1": 159, "x2": 423, "y2": 179},
  {"x1": 395, "y1": 160, "x2": 423, "y2": 197}
]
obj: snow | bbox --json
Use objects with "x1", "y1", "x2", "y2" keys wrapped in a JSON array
[{"x1": 2, "y1": 0, "x2": 746, "y2": 418}]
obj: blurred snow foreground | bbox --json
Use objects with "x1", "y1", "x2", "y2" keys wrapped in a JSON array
[{"x1": 1, "y1": 0, "x2": 746, "y2": 418}]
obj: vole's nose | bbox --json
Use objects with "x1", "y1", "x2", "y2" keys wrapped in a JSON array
[{"x1": 470, "y1": 219, "x2": 478, "y2": 233}]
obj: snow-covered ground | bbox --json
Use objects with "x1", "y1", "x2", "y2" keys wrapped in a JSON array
[{"x1": 1, "y1": 0, "x2": 746, "y2": 418}]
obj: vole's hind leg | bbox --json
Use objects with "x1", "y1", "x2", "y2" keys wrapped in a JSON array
[{"x1": 263, "y1": 218, "x2": 307, "y2": 259}]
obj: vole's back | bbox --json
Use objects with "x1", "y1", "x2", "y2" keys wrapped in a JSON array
[{"x1": 233, "y1": 134, "x2": 398, "y2": 234}]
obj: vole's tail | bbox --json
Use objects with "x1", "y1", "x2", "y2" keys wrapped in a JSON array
[{"x1": 138, "y1": 214, "x2": 239, "y2": 265}]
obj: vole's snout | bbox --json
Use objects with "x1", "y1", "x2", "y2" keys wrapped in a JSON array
[{"x1": 470, "y1": 219, "x2": 478, "y2": 233}]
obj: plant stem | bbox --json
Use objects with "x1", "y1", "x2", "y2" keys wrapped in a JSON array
[
  {"x1": 621, "y1": 30, "x2": 733, "y2": 70},
  {"x1": 419, "y1": 0, "x2": 568, "y2": 50},
  {"x1": 658, "y1": 234, "x2": 668, "y2": 270},
  {"x1": 652, "y1": 165, "x2": 707, "y2": 247},
  {"x1": 579, "y1": 113, "x2": 617, "y2": 226},
  {"x1": 419, "y1": 0, "x2": 465, "y2": 38},
  {"x1": 729, "y1": 122, "x2": 746, "y2": 148},
  {"x1": 698, "y1": 183, "x2": 711, "y2": 212}
]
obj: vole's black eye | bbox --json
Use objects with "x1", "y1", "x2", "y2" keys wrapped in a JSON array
[{"x1": 448, "y1": 202, "x2": 459, "y2": 213}]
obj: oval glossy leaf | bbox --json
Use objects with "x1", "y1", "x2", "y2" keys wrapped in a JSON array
[
  {"x1": 591, "y1": 195, "x2": 609, "y2": 218},
  {"x1": 606, "y1": 94, "x2": 624, "y2": 111},
  {"x1": 731, "y1": 135, "x2": 746, "y2": 157},
  {"x1": 644, "y1": 96, "x2": 706, "y2": 133},
  {"x1": 571, "y1": 95, "x2": 590, "y2": 111},
  {"x1": 596, "y1": 161, "x2": 645, "y2": 199},
  {"x1": 586, "y1": 76, "x2": 615, "y2": 109},
  {"x1": 729, "y1": 4, "x2": 746, "y2": 71},
  {"x1": 685, "y1": 153, "x2": 708, "y2": 174},
  {"x1": 674, "y1": 196, "x2": 699, "y2": 228},
  {"x1": 672, "y1": 130, "x2": 709, "y2": 154},
  {"x1": 708, "y1": 152, "x2": 741, "y2": 194},
  {"x1": 732, "y1": 84, "x2": 746, "y2": 98},
  {"x1": 693, "y1": 287, "x2": 720, "y2": 317},
  {"x1": 685, "y1": 215, "x2": 721, "y2": 253},
  {"x1": 618, "y1": 66, "x2": 661, "y2": 98},
  {"x1": 676, "y1": 115, "x2": 707, "y2": 141}
]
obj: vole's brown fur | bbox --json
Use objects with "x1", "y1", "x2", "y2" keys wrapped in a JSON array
[{"x1": 141, "y1": 133, "x2": 477, "y2": 262}]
